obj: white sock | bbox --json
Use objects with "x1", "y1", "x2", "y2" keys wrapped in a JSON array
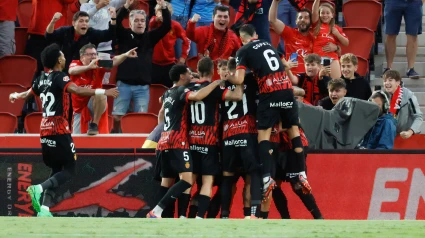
[
  {"x1": 195, "y1": 216, "x2": 203, "y2": 219},
  {"x1": 37, "y1": 184, "x2": 43, "y2": 192},
  {"x1": 152, "y1": 205, "x2": 163, "y2": 216},
  {"x1": 300, "y1": 171, "x2": 307, "y2": 179},
  {"x1": 41, "y1": 205, "x2": 49, "y2": 211},
  {"x1": 263, "y1": 176, "x2": 270, "y2": 183}
]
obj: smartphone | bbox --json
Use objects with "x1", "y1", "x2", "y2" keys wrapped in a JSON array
[
  {"x1": 323, "y1": 59, "x2": 331, "y2": 67},
  {"x1": 98, "y1": 60, "x2": 113, "y2": 69},
  {"x1": 290, "y1": 53, "x2": 298, "y2": 62},
  {"x1": 374, "y1": 86, "x2": 381, "y2": 91}
]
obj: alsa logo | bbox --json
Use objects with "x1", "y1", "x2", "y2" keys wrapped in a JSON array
[
  {"x1": 270, "y1": 102, "x2": 293, "y2": 108},
  {"x1": 189, "y1": 130, "x2": 206, "y2": 137},
  {"x1": 50, "y1": 159, "x2": 152, "y2": 217},
  {"x1": 224, "y1": 139, "x2": 247, "y2": 147},
  {"x1": 224, "y1": 120, "x2": 248, "y2": 131},
  {"x1": 368, "y1": 168, "x2": 425, "y2": 220}
]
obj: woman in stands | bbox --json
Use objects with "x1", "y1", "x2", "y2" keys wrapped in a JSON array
[{"x1": 311, "y1": 0, "x2": 349, "y2": 79}]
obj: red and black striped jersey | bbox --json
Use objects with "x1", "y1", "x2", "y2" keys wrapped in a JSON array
[
  {"x1": 31, "y1": 71, "x2": 72, "y2": 136},
  {"x1": 236, "y1": 39, "x2": 293, "y2": 94},
  {"x1": 280, "y1": 128, "x2": 309, "y2": 151},
  {"x1": 157, "y1": 86, "x2": 191, "y2": 151}
]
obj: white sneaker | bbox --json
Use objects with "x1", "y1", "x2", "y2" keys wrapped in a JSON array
[{"x1": 179, "y1": 215, "x2": 187, "y2": 219}]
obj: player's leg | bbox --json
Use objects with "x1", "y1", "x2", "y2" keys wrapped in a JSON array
[
  {"x1": 38, "y1": 166, "x2": 62, "y2": 217},
  {"x1": 259, "y1": 191, "x2": 272, "y2": 219},
  {"x1": 178, "y1": 174, "x2": 194, "y2": 218},
  {"x1": 196, "y1": 175, "x2": 214, "y2": 218},
  {"x1": 206, "y1": 185, "x2": 221, "y2": 218},
  {"x1": 220, "y1": 143, "x2": 237, "y2": 218},
  {"x1": 272, "y1": 180, "x2": 290, "y2": 219},
  {"x1": 88, "y1": 95, "x2": 107, "y2": 135},
  {"x1": 158, "y1": 178, "x2": 175, "y2": 218}
]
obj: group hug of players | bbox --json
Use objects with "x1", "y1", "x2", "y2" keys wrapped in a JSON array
[{"x1": 147, "y1": 24, "x2": 323, "y2": 219}]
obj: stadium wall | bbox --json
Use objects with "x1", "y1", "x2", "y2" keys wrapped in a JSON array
[{"x1": 1, "y1": 149, "x2": 424, "y2": 220}]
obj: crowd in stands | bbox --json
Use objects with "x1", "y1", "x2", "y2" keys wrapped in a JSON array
[{"x1": 0, "y1": 0, "x2": 423, "y2": 150}]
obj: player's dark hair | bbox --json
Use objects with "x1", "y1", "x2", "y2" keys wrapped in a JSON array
[
  {"x1": 73, "y1": 11, "x2": 90, "y2": 22},
  {"x1": 79, "y1": 43, "x2": 96, "y2": 56},
  {"x1": 239, "y1": 24, "x2": 256, "y2": 37},
  {"x1": 41, "y1": 43, "x2": 62, "y2": 69},
  {"x1": 169, "y1": 64, "x2": 189, "y2": 83},
  {"x1": 227, "y1": 58, "x2": 237, "y2": 71},
  {"x1": 197, "y1": 57, "x2": 214, "y2": 77},
  {"x1": 327, "y1": 78, "x2": 346, "y2": 91},
  {"x1": 304, "y1": 54, "x2": 321, "y2": 64},
  {"x1": 213, "y1": 5, "x2": 230, "y2": 16},
  {"x1": 218, "y1": 60, "x2": 228, "y2": 68}
]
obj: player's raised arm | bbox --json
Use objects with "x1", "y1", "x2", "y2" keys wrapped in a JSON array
[{"x1": 187, "y1": 80, "x2": 223, "y2": 101}]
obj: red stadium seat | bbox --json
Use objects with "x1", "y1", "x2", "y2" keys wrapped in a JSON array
[
  {"x1": 0, "y1": 112, "x2": 18, "y2": 133},
  {"x1": 14, "y1": 27, "x2": 28, "y2": 55},
  {"x1": 108, "y1": 115, "x2": 114, "y2": 133},
  {"x1": 103, "y1": 84, "x2": 117, "y2": 115},
  {"x1": 149, "y1": 84, "x2": 168, "y2": 115},
  {"x1": 0, "y1": 55, "x2": 37, "y2": 88},
  {"x1": 186, "y1": 56, "x2": 199, "y2": 72},
  {"x1": 304, "y1": 0, "x2": 335, "y2": 12},
  {"x1": 341, "y1": 27, "x2": 374, "y2": 59},
  {"x1": 17, "y1": 0, "x2": 33, "y2": 28},
  {"x1": 121, "y1": 112, "x2": 158, "y2": 133},
  {"x1": 0, "y1": 83, "x2": 27, "y2": 116},
  {"x1": 122, "y1": 17, "x2": 130, "y2": 28},
  {"x1": 356, "y1": 56, "x2": 369, "y2": 77},
  {"x1": 24, "y1": 112, "x2": 42, "y2": 134},
  {"x1": 343, "y1": 0, "x2": 382, "y2": 31},
  {"x1": 134, "y1": 0, "x2": 150, "y2": 16}
]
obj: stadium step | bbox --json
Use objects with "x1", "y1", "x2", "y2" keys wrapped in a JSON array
[
  {"x1": 391, "y1": 32, "x2": 425, "y2": 47},
  {"x1": 370, "y1": 78, "x2": 425, "y2": 87},
  {"x1": 380, "y1": 62, "x2": 425, "y2": 76}
]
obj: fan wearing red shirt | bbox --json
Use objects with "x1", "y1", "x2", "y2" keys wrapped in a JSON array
[
  {"x1": 149, "y1": 2, "x2": 190, "y2": 87},
  {"x1": 0, "y1": 0, "x2": 18, "y2": 57},
  {"x1": 68, "y1": 43, "x2": 138, "y2": 135},
  {"x1": 311, "y1": 0, "x2": 349, "y2": 79}
]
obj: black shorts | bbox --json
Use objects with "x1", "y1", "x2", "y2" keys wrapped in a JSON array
[
  {"x1": 257, "y1": 90, "x2": 299, "y2": 130},
  {"x1": 222, "y1": 134, "x2": 258, "y2": 173},
  {"x1": 156, "y1": 149, "x2": 193, "y2": 178},
  {"x1": 40, "y1": 134, "x2": 76, "y2": 169},
  {"x1": 191, "y1": 145, "x2": 220, "y2": 176}
]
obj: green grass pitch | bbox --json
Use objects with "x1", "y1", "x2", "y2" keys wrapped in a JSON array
[{"x1": 2, "y1": 217, "x2": 424, "y2": 238}]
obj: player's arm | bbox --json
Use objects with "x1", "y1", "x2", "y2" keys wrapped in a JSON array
[
  {"x1": 229, "y1": 68, "x2": 245, "y2": 85},
  {"x1": 269, "y1": 0, "x2": 285, "y2": 34},
  {"x1": 223, "y1": 84, "x2": 243, "y2": 101},
  {"x1": 158, "y1": 103, "x2": 165, "y2": 124},
  {"x1": 9, "y1": 88, "x2": 34, "y2": 103},
  {"x1": 112, "y1": 47, "x2": 138, "y2": 67},
  {"x1": 66, "y1": 82, "x2": 119, "y2": 98},
  {"x1": 187, "y1": 80, "x2": 223, "y2": 101}
]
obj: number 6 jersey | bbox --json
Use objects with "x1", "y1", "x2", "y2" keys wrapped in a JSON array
[{"x1": 31, "y1": 71, "x2": 72, "y2": 136}]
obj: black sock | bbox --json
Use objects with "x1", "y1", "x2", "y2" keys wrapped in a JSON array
[
  {"x1": 206, "y1": 190, "x2": 221, "y2": 218},
  {"x1": 260, "y1": 211, "x2": 269, "y2": 219},
  {"x1": 258, "y1": 141, "x2": 272, "y2": 178},
  {"x1": 291, "y1": 137, "x2": 306, "y2": 172},
  {"x1": 162, "y1": 201, "x2": 175, "y2": 218},
  {"x1": 196, "y1": 194, "x2": 211, "y2": 218},
  {"x1": 42, "y1": 188, "x2": 56, "y2": 207},
  {"x1": 243, "y1": 207, "x2": 251, "y2": 217},
  {"x1": 250, "y1": 170, "x2": 262, "y2": 206},
  {"x1": 156, "y1": 186, "x2": 173, "y2": 217},
  {"x1": 294, "y1": 189, "x2": 323, "y2": 219},
  {"x1": 220, "y1": 176, "x2": 234, "y2": 218},
  {"x1": 158, "y1": 180, "x2": 192, "y2": 209},
  {"x1": 188, "y1": 204, "x2": 198, "y2": 218},
  {"x1": 272, "y1": 187, "x2": 290, "y2": 219},
  {"x1": 41, "y1": 164, "x2": 75, "y2": 190},
  {"x1": 178, "y1": 193, "x2": 191, "y2": 217}
]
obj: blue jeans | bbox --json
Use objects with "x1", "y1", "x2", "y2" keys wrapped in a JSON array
[
  {"x1": 112, "y1": 81, "x2": 150, "y2": 115},
  {"x1": 384, "y1": 0, "x2": 422, "y2": 36}
]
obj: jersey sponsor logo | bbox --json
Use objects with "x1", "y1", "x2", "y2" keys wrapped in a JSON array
[
  {"x1": 63, "y1": 76, "x2": 70, "y2": 82},
  {"x1": 226, "y1": 84, "x2": 247, "y2": 90},
  {"x1": 223, "y1": 120, "x2": 248, "y2": 132},
  {"x1": 224, "y1": 139, "x2": 248, "y2": 147},
  {"x1": 40, "y1": 138, "x2": 56, "y2": 147},
  {"x1": 189, "y1": 130, "x2": 206, "y2": 137},
  {"x1": 39, "y1": 79, "x2": 52, "y2": 87},
  {"x1": 255, "y1": 8, "x2": 263, "y2": 14},
  {"x1": 190, "y1": 144, "x2": 209, "y2": 154},
  {"x1": 270, "y1": 101, "x2": 293, "y2": 108},
  {"x1": 164, "y1": 97, "x2": 175, "y2": 105},
  {"x1": 41, "y1": 120, "x2": 55, "y2": 128}
]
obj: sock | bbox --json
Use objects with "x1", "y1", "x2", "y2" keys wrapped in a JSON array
[
  {"x1": 152, "y1": 205, "x2": 164, "y2": 215},
  {"x1": 157, "y1": 180, "x2": 192, "y2": 216},
  {"x1": 258, "y1": 141, "x2": 272, "y2": 179},
  {"x1": 40, "y1": 169, "x2": 73, "y2": 190},
  {"x1": 162, "y1": 201, "x2": 175, "y2": 218},
  {"x1": 220, "y1": 176, "x2": 234, "y2": 217},
  {"x1": 272, "y1": 187, "x2": 290, "y2": 219},
  {"x1": 42, "y1": 189, "x2": 56, "y2": 207},
  {"x1": 196, "y1": 194, "x2": 211, "y2": 218},
  {"x1": 250, "y1": 205, "x2": 258, "y2": 216},
  {"x1": 250, "y1": 171, "x2": 262, "y2": 205},
  {"x1": 243, "y1": 207, "x2": 250, "y2": 217},
  {"x1": 291, "y1": 137, "x2": 306, "y2": 172},
  {"x1": 260, "y1": 211, "x2": 269, "y2": 219},
  {"x1": 178, "y1": 193, "x2": 191, "y2": 217},
  {"x1": 188, "y1": 204, "x2": 198, "y2": 218},
  {"x1": 41, "y1": 205, "x2": 49, "y2": 211},
  {"x1": 294, "y1": 189, "x2": 323, "y2": 219},
  {"x1": 37, "y1": 184, "x2": 43, "y2": 192},
  {"x1": 206, "y1": 190, "x2": 221, "y2": 218}
]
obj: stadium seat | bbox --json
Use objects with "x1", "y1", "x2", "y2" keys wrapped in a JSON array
[
  {"x1": 14, "y1": 27, "x2": 28, "y2": 55},
  {"x1": 149, "y1": 84, "x2": 168, "y2": 115},
  {"x1": 0, "y1": 83, "x2": 27, "y2": 116},
  {"x1": 340, "y1": 27, "x2": 374, "y2": 59},
  {"x1": 0, "y1": 55, "x2": 37, "y2": 88},
  {"x1": 108, "y1": 66, "x2": 118, "y2": 84},
  {"x1": 0, "y1": 112, "x2": 18, "y2": 133},
  {"x1": 102, "y1": 84, "x2": 116, "y2": 90},
  {"x1": 134, "y1": 0, "x2": 150, "y2": 16},
  {"x1": 121, "y1": 112, "x2": 158, "y2": 133},
  {"x1": 356, "y1": 56, "x2": 369, "y2": 77},
  {"x1": 304, "y1": 0, "x2": 335, "y2": 12},
  {"x1": 102, "y1": 84, "x2": 117, "y2": 115},
  {"x1": 108, "y1": 115, "x2": 114, "y2": 132},
  {"x1": 24, "y1": 112, "x2": 42, "y2": 134},
  {"x1": 186, "y1": 56, "x2": 199, "y2": 72},
  {"x1": 17, "y1": 0, "x2": 33, "y2": 27},
  {"x1": 343, "y1": 0, "x2": 382, "y2": 31}
]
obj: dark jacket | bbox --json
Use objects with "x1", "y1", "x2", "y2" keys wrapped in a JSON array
[
  {"x1": 360, "y1": 113, "x2": 397, "y2": 149},
  {"x1": 318, "y1": 96, "x2": 335, "y2": 110},
  {"x1": 115, "y1": 7, "x2": 171, "y2": 86},
  {"x1": 45, "y1": 24, "x2": 116, "y2": 70},
  {"x1": 297, "y1": 73, "x2": 330, "y2": 105},
  {"x1": 342, "y1": 73, "x2": 372, "y2": 101}
]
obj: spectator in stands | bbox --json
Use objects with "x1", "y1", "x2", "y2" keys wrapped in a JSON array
[
  {"x1": 311, "y1": 0, "x2": 349, "y2": 79},
  {"x1": 217, "y1": 60, "x2": 229, "y2": 80},
  {"x1": 382, "y1": 70, "x2": 423, "y2": 139},
  {"x1": 149, "y1": 2, "x2": 190, "y2": 87},
  {"x1": 295, "y1": 54, "x2": 331, "y2": 105},
  {"x1": 26, "y1": 0, "x2": 83, "y2": 75},
  {"x1": 45, "y1": 10, "x2": 117, "y2": 71},
  {"x1": 318, "y1": 78, "x2": 346, "y2": 110},
  {"x1": 113, "y1": 0, "x2": 171, "y2": 132},
  {"x1": 359, "y1": 91, "x2": 397, "y2": 149},
  {"x1": 228, "y1": 0, "x2": 273, "y2": 42},
  {"x1": 0, "y1": 0, "x2": 18, "y2": 57},
  {"x1": 68, "y1": 43, "x2": 137, "y2": 135},
  {"x1": 340, "y1": 53, "x2": 372, "y2": 101},
  {"x1": 276, "y1": 0, "x2": 297, "y2": 54},
  {"x1": 383, "y1": 0, "x2": 422, "y2": 78},
  {"x1": 187, "y1": 5, "x2": 241, "y2": 80}
]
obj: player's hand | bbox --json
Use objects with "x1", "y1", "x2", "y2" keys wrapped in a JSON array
[
  {"x1": 52, "y1": 12, "x2": 63, "y2": 23},
  {"x1": 400, "y1": 130, "x2": 414, "y2": 139},
  {"x1": 9, "y1": 93, "x2": 18, "y2": 103},
  {"x1": 124, "y1": 0, "x2": 134, "y2": 9},
  {"x1": 322, "y1": 42, "x2": 337, "y2": 53},
  {"x1": 125, "y1": 47, "x2": 138, "y2": 58},
  {"x1": 108, "y1": 7, "x2": 116, "y2": 19},
  {"x1": 89, "y1": 59, "x2": 99, "y2": 69},
  {"x1": 177, "y1": 57, "x2": 185, "y2": 65},
  {"x1": 191, "y1": 14, "x2": 201, "y2": 23},
  {"x1": 105, "y1": 88, "x2": 119, "y2": 98},
  {"x1": 319, "y1": 66, "x2": 331, "y2": 78}
]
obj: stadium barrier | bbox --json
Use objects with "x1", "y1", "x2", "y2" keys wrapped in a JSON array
[{"x1": 1, "y1": 149, "x2": 424, "y2": 219}]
